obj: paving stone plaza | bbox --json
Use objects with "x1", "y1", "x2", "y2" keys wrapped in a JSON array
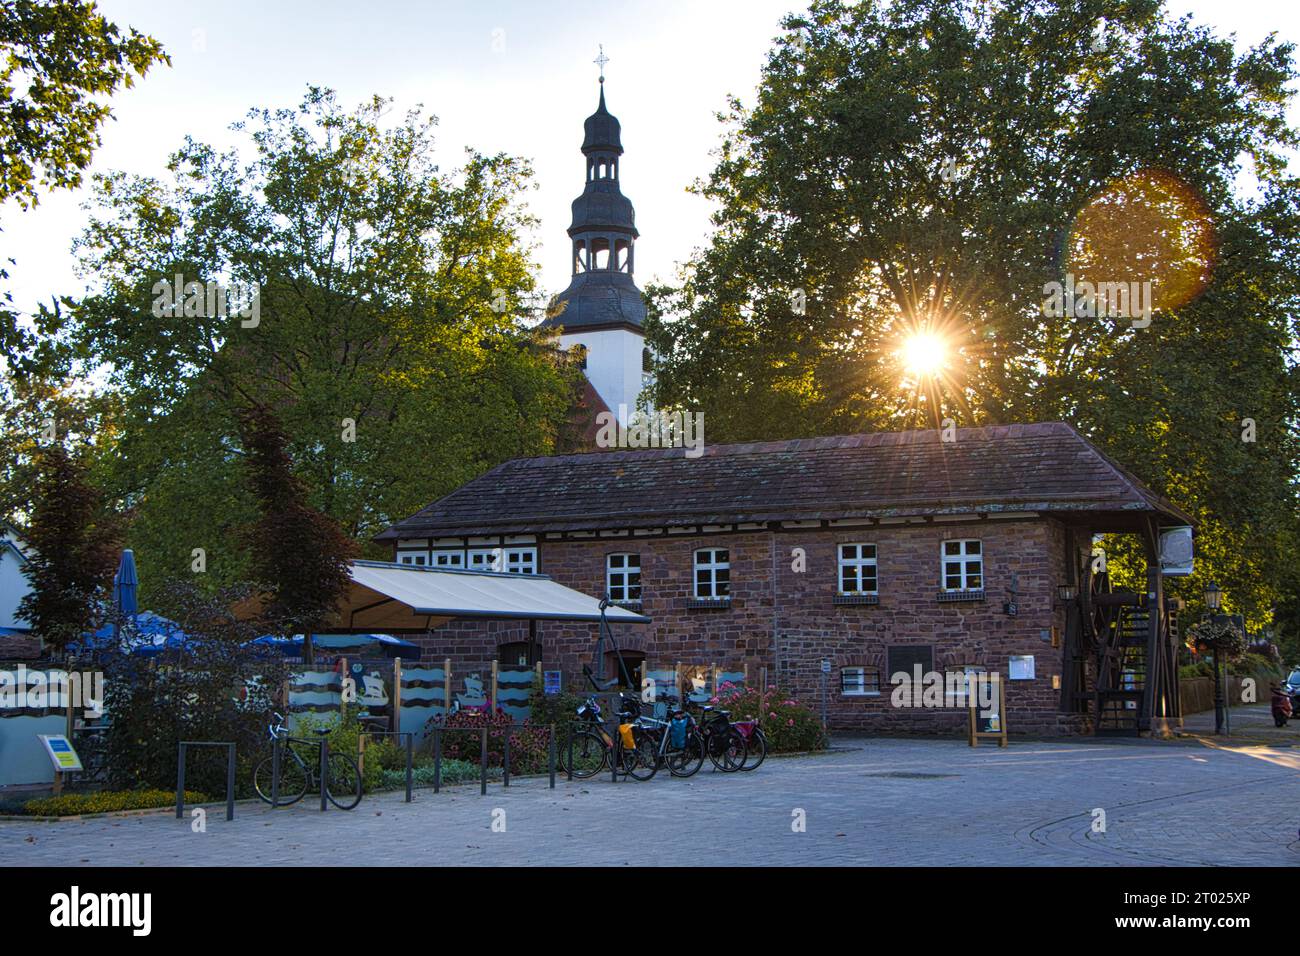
[{"x1": 8, "y1": 721, "x2": 1299, "y2": 867}]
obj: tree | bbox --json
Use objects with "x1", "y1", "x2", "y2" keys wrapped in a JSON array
[
  {"x1": 646, "y1": 0, "x2": 1300, "y2": 631},
  {"x1": 0, "y1": 0, "x2": 167, "y2": 362},
  {"x1": 56, "y1": 87, "x2": 581, "y2": 603},
  {"x1": 16, "y1": 440, "x2": 120, "y2": 653},
  {"x1": 237, "y1": 403, "x2": 356, "y2": 664}
]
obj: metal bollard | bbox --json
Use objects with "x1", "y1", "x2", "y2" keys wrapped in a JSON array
[
  {"x1": 226, "y1": 745, "x2": 236, "y2": 821},
  {"x1": 567, "y1": 726, "x2": 574, "y2": 782},
  {"x1": 175, "y1": 743, "x2": 186, "y2": 819},
  {"x1": 404, "y1": 733, "x2": 413, "y2": 803},
  {"x1": 503, "y1": 727, "x2": 511, "y2": 788},
  {"x1": 548, "y1": 725, "x2": 556, "y2": 789},
  {"x1": 433, "y1": 727, "x2": 442, "y2": 794},
  {"x1": 271, "y1": 736, "x2": 281, "y2": 809},
  {"x1": 480, "y1": 726, "x2": 488, "y2": 796},
  {"x1": 319, "y1": 737, "x2": 328, "y2": 812}
]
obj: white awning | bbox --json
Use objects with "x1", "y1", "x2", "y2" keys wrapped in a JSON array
[{"x1": 338, "y1": 561, "x2": 650, "y2": 631}]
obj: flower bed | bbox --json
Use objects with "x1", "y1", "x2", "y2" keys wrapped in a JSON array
[
  {"x1": 22, "y1": 789, "x2": 210, "y2": 817},
  {"x1": 712, "y1": 683, "x2": 828, "y2": 753}
]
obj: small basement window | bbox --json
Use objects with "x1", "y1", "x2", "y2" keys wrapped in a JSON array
[{"x1": 841, "y1": 667, "x2": 881, "y2": 697}]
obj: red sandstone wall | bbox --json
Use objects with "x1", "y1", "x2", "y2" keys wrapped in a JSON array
[{"x1": 408, "y1": 518, "x2": 1086, "y2": 735}]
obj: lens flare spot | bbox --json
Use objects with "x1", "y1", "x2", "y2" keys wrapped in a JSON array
[{"x1": 1066, "y1": 168, "x2": 1216, "y2": 314}]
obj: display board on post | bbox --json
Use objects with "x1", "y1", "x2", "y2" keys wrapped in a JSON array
[{"x1": 968, "y1": 673, "x2": 1008, "y2": 747}]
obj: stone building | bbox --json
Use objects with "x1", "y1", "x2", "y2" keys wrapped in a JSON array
[{"x1": 377, "y1": 422, "x2": 1193, "y2": 736}]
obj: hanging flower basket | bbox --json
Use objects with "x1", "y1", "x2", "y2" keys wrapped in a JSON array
[{"x1": 1187, "y1": 620, "x2": 1246, "y2": 659}]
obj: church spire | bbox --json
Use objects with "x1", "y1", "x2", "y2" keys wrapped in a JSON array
[{"x1": 539, "y1": 62, "x2": 645, "y2": 334}]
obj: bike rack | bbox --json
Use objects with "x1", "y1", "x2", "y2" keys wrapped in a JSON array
[
  {"x1": 175, "y1": 741, "x2": 236, "y2": 821},
  {"x1": 427, "y1": 723, "x2": 558, "y2": 795},
  {"x1": 358, "y1": 731, "x2": 415, "y2": 802}
]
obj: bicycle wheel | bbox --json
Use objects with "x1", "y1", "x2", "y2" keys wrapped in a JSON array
[
  {"x1": 708, "y1": 727, "x2": 747, "y2": 772},
  {"x1": 560, "y1": 729, "x2": 608, "y2": 778},
  {"x1": 326, "y1": 753, "x2": 364, "y2": 810},
  {"x1": 624, "y1": 729, "x2": 660, "y2": 781},
  {"x1": 667, "y1": 729, "x2": 704, "y2": 777},
  {"x1": 740, "y1": 727, "x2": 767, "y2": 771},
  {"x1": 254, "y1": 752, "x2": 308, "y2": 806}
]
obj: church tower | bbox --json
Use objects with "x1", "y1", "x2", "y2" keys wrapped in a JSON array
[{"x1": 540, "y1": 54, "x2": 648, "y2": 426}]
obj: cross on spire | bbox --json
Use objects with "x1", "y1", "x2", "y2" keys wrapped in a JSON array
[{"x1": 594, "y1": 44, "x2": 609, "y2": 83}]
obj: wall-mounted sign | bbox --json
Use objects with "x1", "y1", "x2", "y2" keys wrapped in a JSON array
[
  {"x1": 38, "y1": 734, "x2": 83, "y2": 772},
  {"x1": 1159, "y1": 526, "x2": 1194, "y2": 576},
  {"x1": 543, "y1": 671, "x2": 562, "y2": 696},
  {"x1": 1009, "y1": 655, "x2": 1036, "y2": 681}
]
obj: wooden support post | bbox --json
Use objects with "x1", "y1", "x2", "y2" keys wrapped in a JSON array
[
  {"x1": 999, "y1": 678, "x2": 1009, "y2": 747},
  {"x1": 339, "y1": 656, "x2": 349, "y2": 721},
  {"x1": 491, "y1": 659, "x2": 499, "y2": 711},
  {"x1": 64, "y1": 670, "x2": 74, "y2": 740},
  {"x1": 711, "y1": 662, "x2": 718, "y2": 698},
  {"x1": 674, "y1": 661, "x2": 682, "y2": 703},
  {"x1": 358, "y1": 733, "x2": 367, "y2": 775}
]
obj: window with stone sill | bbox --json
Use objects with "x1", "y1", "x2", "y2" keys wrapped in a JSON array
[
  {"x1": 606, "y1": 552, "x2": 642, "y2": 603},
  {"x1": 693, "y1": 548, "x2": 730, "y2": 601},
  {"x1": 939, "y1": 539, "x2": 984, "y2": 599}
]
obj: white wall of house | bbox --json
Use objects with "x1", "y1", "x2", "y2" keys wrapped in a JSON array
[
  {"x1": 0, "y1": 530, "x2": 31, "y2": 630},
  {"x1": 561, "y1": 326, "x2": 646, "y2": 425}
]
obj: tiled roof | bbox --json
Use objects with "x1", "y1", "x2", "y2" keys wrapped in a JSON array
[{"x1": 376, "y1": 422, "x2": 1191, "y2": 539}]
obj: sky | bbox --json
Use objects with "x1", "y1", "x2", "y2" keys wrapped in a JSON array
[{"x1": 2, "y1": 0, "x2": 1298, "y2": 321}]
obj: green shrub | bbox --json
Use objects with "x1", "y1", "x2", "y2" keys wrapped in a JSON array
[
  {"x1": 427, "y1": 708, "x2": 555, "y2": 774},
  {"x1": 294, "y1": 706, "x2": 386, "y2": 792},
  {"x1": 378, "y1": 759, "x2": 491, "y2": 790},
  {"x1": 24, "y1": 789, "x2": 209, "y2": 817},
  {"x1": 527, "y1": 676, "x2": 582, "y2": 730},
  {"x1": 713, "y1": 682, "x2": 827, "y2": 753}
]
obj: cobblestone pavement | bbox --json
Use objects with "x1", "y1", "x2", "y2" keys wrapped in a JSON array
[{"x1": 5, "y1": 734, "x2": 1300, "y2": 866}]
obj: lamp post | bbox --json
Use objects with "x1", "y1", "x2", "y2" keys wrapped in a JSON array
[{"x1": 1205, "y1": 582, "x2": 1224, "y2": 735}]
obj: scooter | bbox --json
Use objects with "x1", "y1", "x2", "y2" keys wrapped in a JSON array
[{"x1": 1272, "y1": 686, "x2": 1292, "y2": 727}]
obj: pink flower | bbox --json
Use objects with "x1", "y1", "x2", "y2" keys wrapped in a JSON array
[
  {"x1": 783, "y1": 699, "x2": 797, "y2": 706},
  {"x1": 769, "y1": 712, "x2": 778, "y2": 719},
  {"x1": 787, "y1": 718, "x2": 795, "y2": 726}
]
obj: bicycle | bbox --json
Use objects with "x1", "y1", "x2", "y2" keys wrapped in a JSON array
[
  {"x1": 733, "y1": 720, "x2": 767, "y2": 770},
  {"x1": 253, "y1": 712, "x2": 364, "y2": 810},
  {"x1": 557, "y1": 695, "x2": 642, "y2": 779},
  {"x1": 625, "y1": 696, "x2": 705, "y2": 781},
  {"x1": 691, "y1": 701, "x2": 748, "y2": 772}
]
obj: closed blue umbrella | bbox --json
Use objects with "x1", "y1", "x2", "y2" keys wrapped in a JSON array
[{"x1": 113, "y1": 549, "x2": 139, "y2": 617}]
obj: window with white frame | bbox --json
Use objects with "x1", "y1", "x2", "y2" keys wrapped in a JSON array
[
  {"x1": 942, "y1": 539, "x2": 983, "y2": 591},
  {"x1": 840, "y1": 666, "x2": 881, "y2": 696},
  {"x1": 397, "y1": 551, "x2": 428, "y2": 567},
  {"x1": 606, "y1": 553, "x2": 641, "y2": 602},
  {"x1": 430, "y1": 550, "x2": 465, "y2": 568},
  {"x1": 694, "y1": 548, "x2": 730, "y2": 600},
  {"x1": 468, "y1": 548, "x2": 502, "y2": 572},
  {"x1": 838, "y1": 543, "x2": 878, "y2": 594},
  {"x1": 502, "y1": 547, "x2": 537, "y2": 575}
]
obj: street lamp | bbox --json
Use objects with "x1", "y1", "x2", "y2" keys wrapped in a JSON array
[
  {"x1": 1057, "y1": 584, "x2": 1078, "y2": 602},
  {"x1": 1205, "y1": 582, "x2": 1226, "y2": 734},
  {"x1": 1204, "y1": 582, "x2": 1223, "y2": 612}
]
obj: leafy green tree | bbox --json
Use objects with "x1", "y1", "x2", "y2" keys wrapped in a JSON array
[
  {"x1": 55, "y1": 87, "x2": 580, "y2": 604},
  {"x1": 16, "y1": 440, "x2": 121, "y2": 652},
  {"x1": 646, "y1": 0, "x2": 1300, "y2": 630},
  {"x1": 0, "y1": 0, "x2": 167, "y2": 361},
  {"x1": 237, "y1": 403, "x2": 355, "y2": 664}
]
